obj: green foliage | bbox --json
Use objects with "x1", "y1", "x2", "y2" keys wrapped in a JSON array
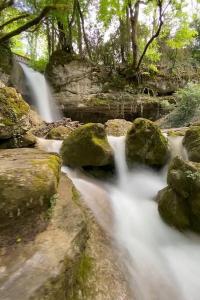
[
  {"x1": 167, "y1": 22, "x2": 197, "y2": 49},
  {"x1": 171, "y1": 83, "x2": 200, "y2": 126},
  {"x1": 29, "y1": 57, "x2": 48, "y2": 72}
]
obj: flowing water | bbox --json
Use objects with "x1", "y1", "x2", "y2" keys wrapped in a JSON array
[
  {"x1": 38, "y1": 135, "x2": 200, "y2": 300},
  {"x1": 20, "y1": 63, "x2": 61, "y2": 122}
]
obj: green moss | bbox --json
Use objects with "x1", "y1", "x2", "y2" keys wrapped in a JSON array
[
  {"x1": 126, "y1": 118, "x2": 168, "y2": 167},
  {"x1": 47, "y1": 155, "x2": 61, "y2": 182},
  {"x1": 168, "y1": 130, "x2": 185, "y2": 137},
  {"x1": 76, "y1": 254, "x2": 93, "y2": 286},
  {"x1": 183, "y1": 126, "x2": 200, "y2": 162},
  {"x1": 0, "y1": 87, "x2": 30, "y2": 129},
  {"x1": 47, "y1": 126, "x2": 73, "y2": 140},
  {"x1": 157, "y1": 187, "x2": 190, "y2": 230},
  {"x1": 72, "y1": 186, "x2": 81, "y2": 206},
  {"x1": 61, "y1": 123, "x2": 113, "y2": 168}
]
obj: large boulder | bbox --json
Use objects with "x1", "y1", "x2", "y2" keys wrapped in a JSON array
[
  {"x1": 125, "y1": 118, "x2": 168, "y2": 167},
  {"x1": 0, "y1": 86, "x2": 30, "y2": 139},
  {"x1": 46, "y1": 125, "x2": 73, "y2": 140},
  {"x1": 105, "y1": 119, "x2": 132, "y2": 136},
  {"x1": 61, "y1": 123, "x2": 113, "y2": 168},
  {"x1": 157, "y1": 187, "x2": 190, "y2": 230},
  {"x1": 157, "y1": 156, "x2": 200, "y2": 232},
  {"x1": 183, "y1": 126, "x2": 200, "y2": 162},
  {"x1": 0, "y1": 148, "x2": 61, "y2": 229}
]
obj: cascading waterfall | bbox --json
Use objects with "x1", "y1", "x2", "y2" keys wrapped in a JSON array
[
  {"x1": 66, "y1": 136, "x2": 200, "y2": 300},
  {"x1": 19, "y1": 63, "x2": 61, "y2": 122},
  {"x1": 39, "y1": 136, "x2": 200, "y2": 300}
]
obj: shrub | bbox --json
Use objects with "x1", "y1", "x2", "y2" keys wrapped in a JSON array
[{"x1": 161, "y1": 83, "x2": 200, "y2": 128}]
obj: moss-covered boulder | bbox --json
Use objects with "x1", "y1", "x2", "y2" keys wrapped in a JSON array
[
  {"x1": 157, "y1": 187, "x2": 190, "y2": 230},
  {"x1": 47, "y1": 125, "x2": 73, "y2": 140},
  {"x1": 183, "y1": 126, "x2": 200, "y2": 162},
  {"x1": 167, "y1": 156, "x2": 198, "y2": 198},
  {"x1": 0, "y1": 86, "x2": 30, "y2": 139},
  {"x1": 105, "y1": 119, "x2": 132, "y2": 137},
  {"x1": 157, "y1": 156, "x2": 200, "y2": 232},
  {"x1": 0, "y1": 148, "x2": 61, "y2": 229},
  {"x1": 125, "y1": 118, "x2": 168, "y2": 167},
  {"x1": 61, "y1": 123, "x2": 113, "y2": 168}
]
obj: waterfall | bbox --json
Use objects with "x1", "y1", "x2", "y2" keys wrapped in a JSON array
[
  {"x1": 19, "y1": 63, "x2": 61, "y2": 122},
  {"x1": 40, "y1": 136, "x2": 200, "y2": 300}
]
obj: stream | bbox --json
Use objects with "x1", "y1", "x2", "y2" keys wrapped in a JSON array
[
  {"x1": 23, "y1": 64, "x2": 200, "y2": 300},
  {"x1": 37, "y1": 136, "x2": 200, "y2": 300}
]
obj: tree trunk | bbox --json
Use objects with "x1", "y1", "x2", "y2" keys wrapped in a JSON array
[
  {"x1": 46, "y1": 19, "x2": 51, "y2": 58},
  {"x1": 76, "y1": 8, "x2": 83, "y2": 57},
  {"x1": 128, "y1": 0, "x2": 140, "y2": 69},
  {"x1": 57, "y1": 20, "x2": 69, "y2": 52},
  {"x1": 77, "y1": 0, "x2": 92, "y2": 60},
  {"x1": 119, "y1": 18, "x2": 126, "y2": 64}
]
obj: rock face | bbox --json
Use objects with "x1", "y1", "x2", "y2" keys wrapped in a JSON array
[
  {"x1": 157, "y1": 156, "x2": 200, "y2": 232},
  {"x1": 125, "y1": 118, "x2": 168, "y2": 167},
  {"x1": 0, "y1": 86, "x2": 30, "y2": 139},
  {"x1": 47, "y1": 125, "x2": 73, "y2": 140},
  {"x1": 61, "y1": 123, "x2": 113, "y2": 168},
  {"x1": 46, "y1": 51, "x2": 173, "y2": 123},
  {"x1": 183, "y1": 126, "x2": 200, "y2": 162},
  {"x1": 0, "y1": 174, "x2": 132, "y2": 300},
  {"x1": 105, "y1": 119, "x2": 132, "y2": 136},
  {"x1": 0, "y1": 148, "x2": 61, "y2": 229}
]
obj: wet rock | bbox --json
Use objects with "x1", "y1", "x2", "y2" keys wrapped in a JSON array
[
  {"x1": 47, "y1": 125, "x2": 73, "y2": 140},
  {"x1": 157, "y1": 156, "x2": 200, "y2": 232},
  {"x1": 183, "y1": 126, "x2": 200, "y2": 162},
  {"x1": 0, "y1": 148, "x2": 61, "y2": 229},
  {"x1": 157, "y1": 187, "x2": 190, "y2": 230},
  {"x1": 126, "y1": 118, "x2": 168, "y2": 167},
  {"x1": 61, "y1": 123, "x2": 113, "y2": 168},
  {"x1": 28, "y1": 109, "x2": 44, "y2": 128},
  {"x1": 105, "y1": 119, "x2": 132, "y2": 137},
  {"x1": 0, "y1": 132, "x2": 37, "y2": 149},
  {"x1": 0, "y1": 86, "x2": 30, "y2": 139},
  {"x1": 0, "y1": 174, "x2": 132, "y2": 300},
  {"x1": 32, "y1": 117, "x2": 80, "y2": 138}
]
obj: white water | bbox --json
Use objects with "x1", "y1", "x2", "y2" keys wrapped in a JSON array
[
  {"x1": 20, "y1": 63, "x2": 61, "y2": 122},
  {"x1": 40, "y1": 136, "x2": 200, "y2": 300}
]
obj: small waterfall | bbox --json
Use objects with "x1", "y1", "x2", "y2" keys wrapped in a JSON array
[
  {"x1": 19, "y1": 63, "x2": 61, "y2": 122},
  {"x1": 64, "y1": 137, "x2": 200, "y2": 300},
  {"x1": 40, "y1": 136, "x2": 200, "y2": 300}
]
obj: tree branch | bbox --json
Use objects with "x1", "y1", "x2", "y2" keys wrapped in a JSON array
[
  {"x1": 0, "y1": 5, "x2": 68, "y2": 44},
  {"x1": 136, "y1": 0, "x2": 165, "y2": 71},
  {"x1": 0, "y1": 13, "x2": 30, "y2": 30}
]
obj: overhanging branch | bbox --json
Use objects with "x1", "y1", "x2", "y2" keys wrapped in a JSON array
[{"x1": 0, "y1": 4, "x2": 68, "y2": 44}]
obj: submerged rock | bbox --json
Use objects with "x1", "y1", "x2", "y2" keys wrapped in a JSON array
[
  {"x1": 0, "y1": 86, "x2": 30, "y2": 139},
  {"x1": 105, "y1": 119, "x2": 132, "y2": 137},
  {"x1": 0, "y1": 148, "x2": 61, "y2": 229},
  {"x1": 125, "y1": 118, "x2": 168, "y2": 167},
  {"x1": 61, "y1": 123, "x2": 113, "y2": 168},
  {"x1": 47, "y1": 125, "x2": 73, "y2": 140},
  {"x1": 183, "y1": 126, "x2": 200, "y2": 162},
  {"x1": 157, "y1": 156, "x2": 200, "y2": 232}
]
